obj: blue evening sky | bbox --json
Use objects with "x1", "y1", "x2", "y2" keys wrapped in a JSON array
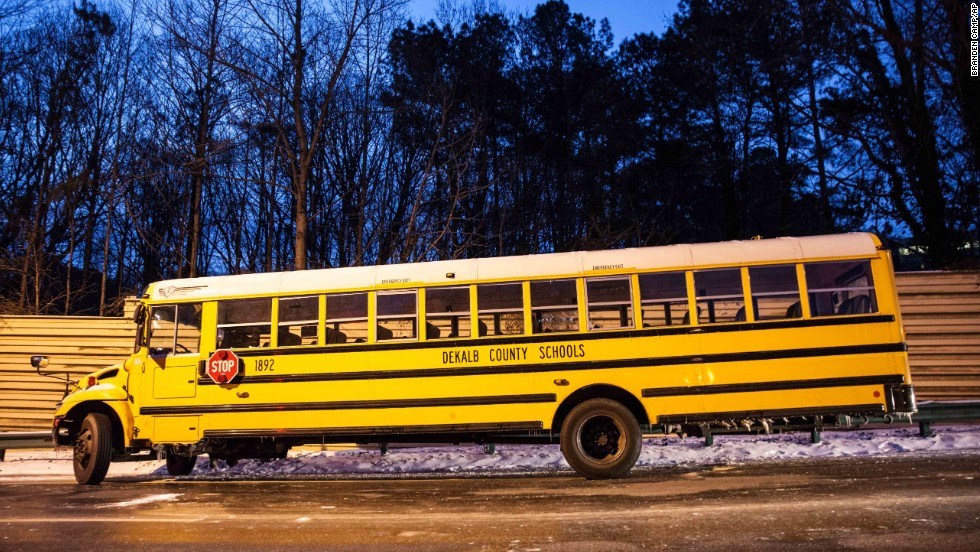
[{"x1": 406, "y1": 0, "x2": 681, "y2": 42}]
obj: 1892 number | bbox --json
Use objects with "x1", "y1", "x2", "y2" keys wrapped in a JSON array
[{"x1": 254, "y1": 359, "x2": 275, "y2": 372}]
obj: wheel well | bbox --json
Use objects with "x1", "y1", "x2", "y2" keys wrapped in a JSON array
[
  {"x1": 64, "y1": 402, "x2": 125, "y2": 453},
  {"x1": 551, "y1": 385, "x2": 649, "y2": 432}
]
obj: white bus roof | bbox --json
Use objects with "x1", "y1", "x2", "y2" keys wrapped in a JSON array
[{"x1": 146, "y1": 233, "x2": 881, "y2": 302}]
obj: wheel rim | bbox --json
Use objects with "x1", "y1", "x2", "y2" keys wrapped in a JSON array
[
  {"x1": 74, "y1": 428, "x2": 93, "y2": 469},
  {"x1": 575, "y1": 414, "x2": 626, "y2": 465}
]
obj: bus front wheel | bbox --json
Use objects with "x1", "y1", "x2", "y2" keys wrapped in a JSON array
[
  {"x1": 73, "y1": 413, "x2": 112, "y2": 485},
  {"x1": 560, "y1": 398, "x2": 641, "y2": 479}
]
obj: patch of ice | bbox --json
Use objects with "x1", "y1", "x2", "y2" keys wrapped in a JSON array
[{"x1": 97, "y1": 493, "x2": 182, "y2": 509}]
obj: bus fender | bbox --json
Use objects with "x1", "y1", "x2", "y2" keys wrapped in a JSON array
[
  {"x1": 551, "y1": 384, "x2": 649, "y2": 433},
  {"x1": 58, "y1": 383, "x2": 129, "y2": 409},
  {"x1": 55, "y1": 399, "x2": 134, "y2": 451}
]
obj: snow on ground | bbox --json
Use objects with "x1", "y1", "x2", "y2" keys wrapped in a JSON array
[{"x1": 2, "y1": 425, "x2": 979, "y2": 481}]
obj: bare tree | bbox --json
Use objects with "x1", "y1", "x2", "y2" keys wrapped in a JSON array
[
  {"x1": 145, "y1": 0, "x2": 234, "y2": 278},
  {"x1": 221, "y1": 0, "x2": 404, "y2": 270}
]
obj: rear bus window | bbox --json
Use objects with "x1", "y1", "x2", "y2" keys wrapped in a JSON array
[
  {"x1": 805, "y1": 261, "x2": 877, "y2": 316},
  {"x1": 748, "y1": 265, "x2": 801, "y2": 319},
  {"x1": 638, "y1": 272, "x2": 689, "y2": 327},
  {"x1": 693, "y1": 269, "x2": 746, "y2": 323},
  {"x1": 217, "y1": 298, "x2": 272, "y2": 349},
  {"x1": 530, "y1": 279, "x2": 579, "y2": 333},
  {"x1": 477, "y1": 283, "x2": 525, "y2": 336},
  {"x1": 377, "y1": 290, "x2": 417, "y2": 341},
  {"x1": 425, "y1": 286, "x2": 470, "y2": 339},
  {"x1": 586, "y1": 277, "x2": 633, "y2": 330},
  {"x1": 279, "y1": 296, "x2": 319, "y2": 346},
  {"x1": 325, "y1": 292, "x2": 368, "y2": 343}
]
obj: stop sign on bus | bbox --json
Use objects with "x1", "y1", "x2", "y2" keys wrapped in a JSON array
[{"x1": 207, "y1": 349, "x2": 240, "y2": 384}]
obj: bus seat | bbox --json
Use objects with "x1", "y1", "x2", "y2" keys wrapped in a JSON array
[
  {"x1": 325, "y1": 327, "x2": 347, "y2": 344},
  {"x1": 478, "y1": 320, "x2": 488, "y2": 337},
  {"x1": 376, "y1": 325, "x2": 394, "y2": 341},
  {"x1": 786, "y1": 301, "x2": 802, "y2": 318},
  {"x1": 838, "y1": 294, "x2": 871, "y2": 315},
  {"x1": 682, "y1": 306, "x2": 702, "y2": 325},
  {"x1": 426, "y1": 322, "x2": 441, "y2": 340},
  {"x1": 735, "y1": 306, "x2": 746, "y2": 322},
  {"x1": 224, "y1": 328, "x2": 256, "y2": 349},
  {"x1": 277, "y1": 329, "x2": 302, "y2": 347}
]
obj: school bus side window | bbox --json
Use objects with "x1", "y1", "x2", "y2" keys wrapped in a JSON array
[
  {"x1": 426, "y1": 286, "x2": 470, "y2": 339},
  {"x1": 279, "y1": 296, "x2": 318, "y2": 346},
  {"x1": 530, "y1": 279, "x2": 579, "y2": 333},
  {"x1": 804, "y1": 261, "x2": 877, "y2": 316},
  {"x1": 377, "y1": 290, "x2": 417, "y2": 341},
  {"x1": 586, "y1": 277, "x2": 633, "y2": 330},
  {"x1": 149, "y1": 303, "x2": 202, "y2": 355},
  {"x1": 694, "y1": 269, "x2": 746, "y2": 323},
  {"x1": 325, "y1": 292, "x2": 367, "y2": 343},
  {"x1": 748, "y1": 265, "x2": 801, "y2": 320},
  {"x1": 477, "y1": 283, "x2": 524, "y2": 336},
  {"x1": 216, "y1": 298, "x2": 272, "y2": 349},
  {"x1": 638, "y1": 272, "x2": 689, "y2": 327}
]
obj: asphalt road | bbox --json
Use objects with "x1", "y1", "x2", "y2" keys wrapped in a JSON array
[{"x1": 1, "y1": 454, "x2": 979, "y2": 551}]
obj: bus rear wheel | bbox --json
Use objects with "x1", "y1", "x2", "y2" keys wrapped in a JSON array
[
  {"x1": 166, "y1": 451, "x2": 197, "y2": 476},
  {"x1": 73, "y1": 413, "x2": 112, "y2": 485},
  {"x1": 560, "y1": 398, "x2": 641, "y2": 479}
]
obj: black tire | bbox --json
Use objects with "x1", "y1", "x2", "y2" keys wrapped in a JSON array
[
  {"x1": 73, "y1": 413, "x2": 113, "y2": 485},
  {"x1": 560, "y1": 398, "x2": 642, "y2": 479},
  {"x1": 166, "y1": 451, "x2": 197, "y2": 476}
]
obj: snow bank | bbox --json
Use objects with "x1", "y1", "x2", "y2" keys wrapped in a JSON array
[{"x1": 2, "y1": 425, "x2": 978, "y2": 481}]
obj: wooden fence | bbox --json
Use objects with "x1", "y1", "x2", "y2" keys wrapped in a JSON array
[
  {"x1": 896, "y1": 271, "x2": 980, "y2": 400},
  {"x1": 1, "y1": 271, "x2": 978, "y2": 432},
  {"x1": 0, "y1": 316, "x2": 135, "y2": 431}
]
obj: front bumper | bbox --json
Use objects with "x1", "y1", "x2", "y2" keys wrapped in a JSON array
[{"x1": 52, "y1": 415, "x2": 72, "y2": 446}]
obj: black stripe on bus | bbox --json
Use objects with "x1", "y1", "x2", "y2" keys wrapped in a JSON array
[
  {"x1": 198, "y1": 342, "x2": 907, "y2": 386},
  {"x1": 202, "y1": 421, "x2": 544, "y2": 439},
  {"x1": 228, "y1": 314, "x2": 895, "y2": 358},
  {"x1": 641, "y1": 374, "x2": 905, "y2": 398},
  {"x1": 139, "y1": 393, "x2": 557, "y2": 416},
  {"x1": 656, "y1": 403, "x2": 886, "y2": 424}
]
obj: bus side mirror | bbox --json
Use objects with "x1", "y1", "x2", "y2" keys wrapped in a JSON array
[
  {"x1": 31, "y1": 355, "x2": 49, "y2": 373},
  {"x1": 133, "y1": 303, "x2": 147, "y2": 324}
]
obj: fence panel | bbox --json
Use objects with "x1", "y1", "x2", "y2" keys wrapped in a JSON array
[
  {"x1": 0, "y1": 317, "x2": 134, "y2": 431},
  {"x1": 896, "y1": 271, "x2": 980, "y2": 401}
]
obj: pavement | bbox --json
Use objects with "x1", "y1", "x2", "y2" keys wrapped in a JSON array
[{"x1": 1, "y1": 453, "x2": 979, "y2": 551}]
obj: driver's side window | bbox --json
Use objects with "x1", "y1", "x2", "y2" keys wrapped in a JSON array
[{"x1": 148, "y1": 303, "x2": 202, "y2": 356}]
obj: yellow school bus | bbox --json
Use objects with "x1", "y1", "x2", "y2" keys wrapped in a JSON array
[{"x1": 36, "y1": 233, "x2": 916, "y2": 484}]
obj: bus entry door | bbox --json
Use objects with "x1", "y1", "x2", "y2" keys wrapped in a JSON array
[{"x1": 145, "y1": 303, "x2": 203, "y2": 400}]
